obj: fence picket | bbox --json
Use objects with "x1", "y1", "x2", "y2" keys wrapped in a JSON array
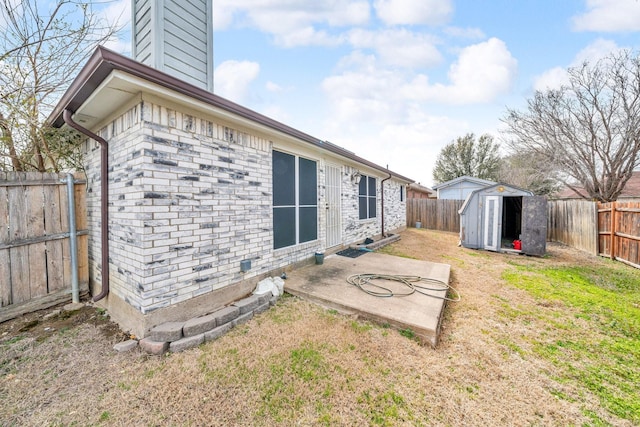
[
  {"x1": 27, "y1": 179, "x2": 48, "y2": 298},
  {"x1": 44, "y1": 180, "x2": 65, "y2": 292},
  {"x1": 547, "y1": 200, "x2": 598, "y2": 255},
  {"x1": 406, "y1": 199, "x2": 463, "y2": 233},
  {"x1": 601, "y1": 200, "x2": 640, "y2": 267},
  {"x1": 74, "y1": 178, "x2": 89, "y2": 284},
  {"x1": 0, "y1": 173, "x2": 88, "y2": 311},
  {"x1": 0, "y1": 182, "x2": 10, "y2": 306}
]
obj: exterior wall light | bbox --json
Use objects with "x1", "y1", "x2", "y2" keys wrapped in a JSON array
[{"x1": 351, "y1": 171, "x2": 362, "y2": 185}]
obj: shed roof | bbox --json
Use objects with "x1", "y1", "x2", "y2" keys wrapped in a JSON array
[
  {"x1": 432, "y1": 175, "x2": 496, "y2": 191},
  {"x1": 458, "y1": 183, "x2": 533, "y2": 215},
  {"x1": 48, "y1": 46, "x2": 413, "y2": 183}
]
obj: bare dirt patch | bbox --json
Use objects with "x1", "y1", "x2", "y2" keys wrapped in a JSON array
[
  {"x1": 0, "y1": 304, "x2": 128, "y2": 344},
  {"x1": 0, "y1": 229, "x2": 633, "y2": 426}
]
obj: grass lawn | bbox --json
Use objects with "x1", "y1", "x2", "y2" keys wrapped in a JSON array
[{"x1": 502, "y1": 261, "x2": 640, "y2": 425}]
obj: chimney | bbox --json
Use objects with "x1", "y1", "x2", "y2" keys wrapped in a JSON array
[{"x1": 132, "y1": 0, "x2": 214, "y2": 92}]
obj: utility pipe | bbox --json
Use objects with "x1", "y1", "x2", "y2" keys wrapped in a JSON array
[
  {"x1": 65, "y1": 173, "x2": 80, "y2": 303},
  {"x1": 380, "y1": 168, "x2": 392, "y2": 238},
  {"x1": 63, "y1": 109, "x2": 110, "y2": 302}
]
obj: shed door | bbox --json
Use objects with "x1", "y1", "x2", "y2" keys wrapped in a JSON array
[
  {"x1": 484, "y1": 196, "x2": 499, "y2": 251},
  {"x1": 325, "y1": 165, "x2": 342, "y2": 247},
  {"x1": 521, "y1": 196, "x2": 547, "y2": 256}
]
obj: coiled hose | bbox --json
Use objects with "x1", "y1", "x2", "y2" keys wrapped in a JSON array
[{"x1": 346, "y1": 274, "x2": 461, "y2": 302}]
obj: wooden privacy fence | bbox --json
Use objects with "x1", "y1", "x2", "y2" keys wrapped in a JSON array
[
  {"x1": 0, "y1": 172, "x2": 88, "y2": 322},
  {"x1": 406, "y1": 199, "x2": 464, "y2": 233},
  {"x1": 408, "y1": 197, "x2": 640, "y2": 269},
  {"x1": 597, "y1": 201, "x2": 640, "y2": 269},
  {"x1": 547, "y1": 199, "x2": 598, "y2": 255}
]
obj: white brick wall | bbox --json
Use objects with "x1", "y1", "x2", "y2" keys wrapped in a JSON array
[
  {"x1": 84, "y1": 99, "x2": 406, "y2": 316},
  {"x1": 341, "y1": 167, "x2": 407, "y2": 244},
  {"x1": 383, "y1": 180, "x2": 407, "y2": 233}
]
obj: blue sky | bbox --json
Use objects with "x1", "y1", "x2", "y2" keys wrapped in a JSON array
[{"x1": 101, "y1": 0, "x2": 640, "y2": 186}]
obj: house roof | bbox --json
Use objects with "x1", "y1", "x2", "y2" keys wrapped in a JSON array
[
  {"x1": 553, "y1": 170, "x2": 640, "y2": 200},
  {"x1": 48, "y1": 46, "x2": 413, "y2": 183},
  {"x1": 407, "y1": 183, "x2": 435, "y2": 196},
  {"x1": 432, "y1": 175, "x2": 496, "y2": 191}
]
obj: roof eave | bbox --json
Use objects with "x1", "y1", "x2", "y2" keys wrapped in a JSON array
[{"x1": 48, "y1": 46, "x2": 414, "y2": 183}]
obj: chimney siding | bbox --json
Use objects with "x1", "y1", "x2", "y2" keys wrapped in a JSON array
[{"x1": 132, "y1": 0, "x2": 214, "y2": 92}]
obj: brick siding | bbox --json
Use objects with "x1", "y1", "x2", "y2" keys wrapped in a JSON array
[{"x1": 83, "y1": 99, "x2": 406, "y2": 318}]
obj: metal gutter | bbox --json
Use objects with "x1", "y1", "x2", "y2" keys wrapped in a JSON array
[{"x1": 63, "y1": 109, "x2": 110, "y2": 302}]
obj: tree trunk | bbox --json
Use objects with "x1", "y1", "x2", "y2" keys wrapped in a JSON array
[{"x1": 0, "y1": 112, "x2": 24, "y2": 171}]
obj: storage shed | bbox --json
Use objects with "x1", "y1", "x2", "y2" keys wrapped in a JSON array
[{"x1": 458, "y1": 183, "x2": 547, "y2": 256}]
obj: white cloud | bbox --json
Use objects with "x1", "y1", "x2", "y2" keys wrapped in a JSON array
[
  {"x1": 533, "y1": 67, "x2": 570, "y2": 91},
  {"x1": 322, "y1": 52, "x2": 405, "y2": 124},
  {"x1": 324, "y1": 111, "x2": 468, "y2": 186},
  {"x1": 274, "y1": 27, "x2": 344, "y2": 48},
  {"x1": 373, "y1": 0, "x2": 453, "y2": 26},
  {"x1": 96, "y1": 0, "x2": 131, "y2": 55},
  {"x1": 444, "y1": 26, "x2": 485, "y2": 40},
  {"x1": 266, "y1": 81, "x2": 283, "y2": 92},
  {"x1": 572, "y1": 0, "x2": 640, "y2": 32},
  {"x1": 261, "y1": 105, "x2": 291, "y2": 123},
  {"x1": 213, "y1": 0, "x2": 369, "y2": 47},
  {"x1": 98, "y1": 0, "x2": 130, "y2": 28},
  {"x1": 322, "y1": 37, "x2": 516, "y2": 140},
  {"x1": 348, "y1": 28, "x2": 442, "y2": 68},
  {"x1": 573, "y1": 38, "x2": 621, "y2": 63},
  {"x1": 214, "y1": 60, "x2": 260, "y2": 103},
  {"x1": 103, "y1": 36, "x2": 131, "y2": 55},
  {"x1": 405, "y1": 38, "x2": 518, "y2": 104},
  {"x1": 375, "y1": 115, "x2": 469, "y2": 183},
  {"x1": 322, "y1": 73, "x2": 395, "y2": 124},
  {"x1": 533, "y1": 39, "x2": 621, "y2": 90}
]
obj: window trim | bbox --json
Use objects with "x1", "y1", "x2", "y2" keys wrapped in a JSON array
[
  {"x1": 272, "y1": 150, "x2": 318, "y2": 249},
  {"x1": 358, "y1": 174, "x2": 377, "y2": 220}
]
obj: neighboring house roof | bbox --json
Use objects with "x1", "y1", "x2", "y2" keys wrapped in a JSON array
[
  {"x1": 553, "y1": 171, "x2": 640, "y2": 199},
  {"x1": 431, "y1": 175, "x2": 496, "y2": 191},
  {"x1": 407, "y1": 183, "x2": 435, "y2": 197},
  {"x1": 47, "y1": 46, "x2": 413, "y2": 183}
]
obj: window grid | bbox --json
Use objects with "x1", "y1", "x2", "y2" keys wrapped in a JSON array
[
  {"x1": 272, "y1": 150, "x2": 317, "y2": 249},
  {"x1": 358, "y1": 175, "x2": 377, "y2": 220}
]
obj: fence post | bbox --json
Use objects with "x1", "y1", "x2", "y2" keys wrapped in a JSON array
[{"x1": 610, "y1": 201, "x2": 616, "y2": 260}]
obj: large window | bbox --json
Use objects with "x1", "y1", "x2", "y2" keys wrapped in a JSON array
[
  {"x1": 272, "y1": 150, "x2": 318, "y2": 249},
  {"x1": 358, "y1": 175, "x2": 377, "y2": 219}
]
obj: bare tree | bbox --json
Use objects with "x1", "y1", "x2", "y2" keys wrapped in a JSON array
[
  {"x1": 498, "y1": 150, "x2": 562, "y2": 196},
  {"x1": 0, "y1": 0, "x2": 122, "y2": 172},
  {"x1": 502, "y1": 50, "x2": 640, "y2": 202},
  {"x1": 432, "y1": 133, "x2": 502, "y2": 184}
]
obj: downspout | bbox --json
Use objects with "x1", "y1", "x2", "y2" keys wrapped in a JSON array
[
  {"x1": 65, "y1": 173, "x2": 79, "y2": 304},
  {"x1": 63, "y1": 109, "x2": 110, "y2": 302},
  {"x1": 381, "y1": 168, "x2": 392, "y2": 238}
]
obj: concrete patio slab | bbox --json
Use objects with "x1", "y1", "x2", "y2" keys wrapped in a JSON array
[{"x1": 284, "y1": 252, "x2": 451, "y2": 347}]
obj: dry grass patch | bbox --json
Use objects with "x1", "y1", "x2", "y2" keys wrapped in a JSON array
[{"x1": 1, "y1": 229, "x2": 637, "y2": 426}]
